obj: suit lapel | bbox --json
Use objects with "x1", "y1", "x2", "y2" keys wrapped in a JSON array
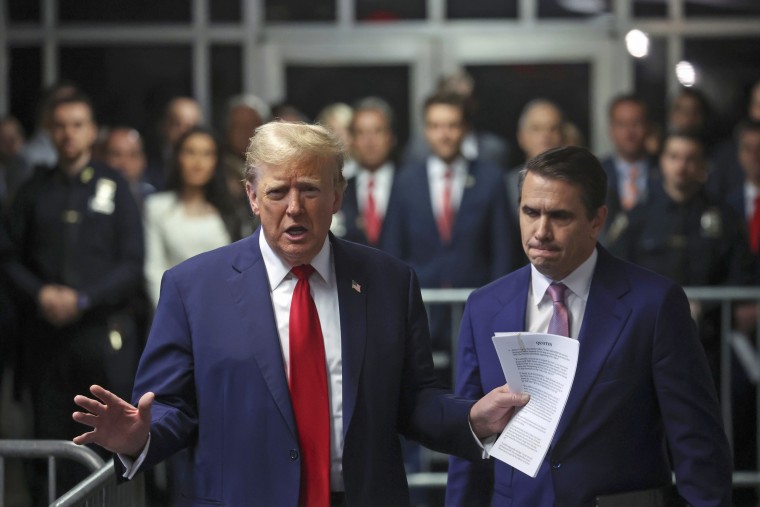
[
  {"x1": 331, "y1": 235, "x2": 367, "y2": 436},
  {"x1": 552, "y1": 247, "x2": 632, "y2": 445},
  {"x1": 229, "y1": 229, "x2": 297, "y2": 437},
  {"x1": 492, "y1": 267, "x2": 531, "y2": 337}
]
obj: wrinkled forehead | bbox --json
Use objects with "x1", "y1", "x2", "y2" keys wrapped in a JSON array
[{"x1": 255, "y1": 158, "x2": 336, "y2": 184}]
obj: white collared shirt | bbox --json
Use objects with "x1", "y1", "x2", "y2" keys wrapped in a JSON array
[
  {"x1": 427, "y1": 155, "x2": 468, "y2": 219},
  {"x1": 526, "y1": 248, "x2": 598, "y2": 339},
  {"x1": 743, "y1": 182, "x2": 760, "y2": 221},
  {"x1": 355, "y1": 163, "x2": 394, "y2": 219},
  {"x1": 259, "y1": 232, "x2": 345, "y2": 492}
]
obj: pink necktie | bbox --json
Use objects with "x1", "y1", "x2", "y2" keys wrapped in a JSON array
[
  {"x1": 289, "y1": 265, "x2": 330, "y2": 507},
  {"x1": 621, "y1": 165, "x2": 640, "y2": 211},
  {"x1": 547, "y1": 282, "x2": 570, "y2": 337},
  {"x1": 437, "y1": 167, "x2": 454, "y2": 243}
]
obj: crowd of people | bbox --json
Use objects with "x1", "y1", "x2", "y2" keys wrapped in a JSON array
[{"x1": 0, "y1": 70, "x2": 759, "y2": 504}]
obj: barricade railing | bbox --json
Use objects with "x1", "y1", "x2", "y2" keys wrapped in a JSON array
[
  {"x1": 411, "y1": 286, "x2": 760, "y2": 494},
  {"x1": 0, "y1": 440, "x2": 144, "y2": 507}
]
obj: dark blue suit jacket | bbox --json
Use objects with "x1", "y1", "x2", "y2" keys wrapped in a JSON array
[
  {"x1": 129, "y1": 229, "x2": 480, "y2": 506},
  {"x1": 446, "y1": 246, "x2": 732, "y2": 507},
  {"x1": 601, "y1": 155, "x2": 660, "y2": 226},
  {"x1": 333, "y1": 171, "x2": 396, "y2": 249},
  {"x1": 383, "y1": 159, "x2": 518, "y2": 289}
]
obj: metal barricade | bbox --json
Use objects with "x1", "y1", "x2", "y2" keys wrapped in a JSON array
[{"x1": 0, "y1": 440, "x2": 144, "y2": 507}]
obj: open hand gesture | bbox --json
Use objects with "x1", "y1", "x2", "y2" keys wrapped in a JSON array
[{"x1": 72, "y1": 385, "x2": 154, "y2": 458}]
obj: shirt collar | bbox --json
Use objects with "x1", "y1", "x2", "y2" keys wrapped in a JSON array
[
  {"x1": 259, "y1": 231, "x2": 333, "y2": 291},
  {"x1": 356, "y1": 162, "x2": 393, "y2": 186},
  {"x1": 427, "y1": 155, "x2": 467, "y2": 177},
  {"x1": 530, "y1": 247, "x2": 598, "y2": 307}
]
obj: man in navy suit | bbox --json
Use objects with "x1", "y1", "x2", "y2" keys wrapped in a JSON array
[
  {"x1": 72, "y1": 122, "x2": 527, "y2": 506},
  {"x1": 599, "y1": 94, "x2": 660, "y2": 242},
  {"x1": 446, "y1": 146, "x2": 732, "y2": 506},
  {"x1": 332, "y1": 97, "x2": 397, "y2": 248}
]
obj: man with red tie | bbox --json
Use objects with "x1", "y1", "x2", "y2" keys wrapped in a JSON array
[
  {"x1": 72, "y1": 121, "x2": 528, "y2": 506},
  {"x1": 332, "y1": 97, "x2": 398, "y2": 248},
  {"x1": 446, "y1": 146, "x2": 732, "y2": 506}
]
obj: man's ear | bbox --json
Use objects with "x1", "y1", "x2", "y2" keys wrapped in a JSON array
[{"x1": 246, "y1": 181, "x2": 259, "y2": 216}]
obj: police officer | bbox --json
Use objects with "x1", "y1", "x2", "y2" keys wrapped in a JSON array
[
  {"x1": 608, "y1": 131, "x2": 753, "y2": 286},
  {"x1": 2, "y1": 92, "x2": 144, "y2": 497}
]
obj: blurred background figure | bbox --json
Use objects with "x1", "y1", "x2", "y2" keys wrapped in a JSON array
[
  {"x1": 102, "y1": 127, "x2": 155, "y2": 210},
  {"x1": 20, "y1": 81, "x2": 80, "y2": 173},
  {"x1": 143, "y1": 126, "x2": 241, "y2": 308},
  {"x1": 222, "y1": 94, "x2": 270, "y2": 237},
  {"x1": 270, "y1": 102, "x2": 309, "y2": 123},
  {"x1": 600, "y1": 94, "x2": 660, "y2": 241},
  {"x1": 668, "y1": 87, "x2": 716, "y2": 152},
  {"x1": 317, "y1": 102, "x2": 355, "y2": 177},
  {"x1": 505, "y1": 98, "x2": 564, "y2": 222},
  {"x1": 332, "y1": 96, "x2": 398, "y2": 247},
  {"x1": 0, "y1": 115, "x2": 28, "y2": 207},
  {"x1": 145, "y1": 96, "x2": 203, "y2": 190},
  {"x1": 2, "y1": 92, "x2": 144, "y2": 501},
  {"x1": 403, "y1": 69, "x2": 510, "y2": 169}
]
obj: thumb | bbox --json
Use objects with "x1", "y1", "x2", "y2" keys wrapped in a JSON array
[{"x1": 137, "y1": 392, "x2": 155, "y2": 423}]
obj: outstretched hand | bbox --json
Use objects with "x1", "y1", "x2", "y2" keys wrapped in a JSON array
[
  {"x1": 72, "y1": 385, "x2": 154, "y2": 458},
  {"x1": 469, "y1": 384, "x2": 530, "y2": 439}
]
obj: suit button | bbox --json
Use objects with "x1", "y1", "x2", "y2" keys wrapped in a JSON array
[
  {"x1": 551, "y1": 462, "x2": 561, "y2": 469},
  {"x1": 290, "y1": 449, "x2": 299, "y2": 460}
]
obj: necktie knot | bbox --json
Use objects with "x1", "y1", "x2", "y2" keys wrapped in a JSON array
[
  {"x1": 547, "y1": 282, "x2": 567, "y2": 303},
  {"x1": 291, "y1": 264, "x2": 315, "y2": 281}
]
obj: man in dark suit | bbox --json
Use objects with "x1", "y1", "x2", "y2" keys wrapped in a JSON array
[
  {"x1": 332, "y1": 97, "x2": 397, "y2": 248},
  {"x1": 599, "y1": 94, "x2": 660, "y2": 241},
  {"x1": 72, "y1": 122, "x2": 527, "y2": 506},
  {"x1": 446, "y1": 146, "x2": 732, "y2": 506}
]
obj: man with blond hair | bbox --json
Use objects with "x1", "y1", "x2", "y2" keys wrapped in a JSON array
[{"x1": 73, "y1": 121, "x2": 528, "y2": 506}]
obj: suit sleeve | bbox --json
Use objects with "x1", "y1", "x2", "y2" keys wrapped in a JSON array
[
  {"x1": 131, "y1": 268, "x2": 199, "y2": 469},
  {"x1": 653, "y1": 283, "x2": 732, "y2": 506},
  {"x1": 445, "y1": 298, "x2": 494, "y2": 507}
]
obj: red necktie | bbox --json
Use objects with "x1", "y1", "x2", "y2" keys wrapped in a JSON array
[
  {"x1": 621, "y1": 164, "x2": 640, "y2": 211},
  {"x1": 364, "y1": 177, "x2": 381, "y2": 245},
  {"x1": 547, "y1": 282, "x2": 570, "y2": 337},
  {"x1": 750, "y1": 196, "x2": 760, "y2": 254},
  {"x1": 437, "y1": 167, "x2": 454, "y2": 243},
  {"x1": 289, "y1": 265, "x2": 330, "y2": 507}
]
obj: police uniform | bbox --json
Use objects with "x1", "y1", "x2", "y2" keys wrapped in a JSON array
[{"x1": 3, "y1": 160, "x2": 144, "y2": 449}]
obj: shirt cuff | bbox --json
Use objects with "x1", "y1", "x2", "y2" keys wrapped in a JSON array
[
  {"x1": 468, "y1": 418, "x2": 498, "y2": 459},
  {"x1": 118, "y1": 433, "x2": 151, "y2": 480}
]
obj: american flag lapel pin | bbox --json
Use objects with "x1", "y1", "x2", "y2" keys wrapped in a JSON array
[{"x1": 351, "y1": 280, "x2": 361, "y2": 293}]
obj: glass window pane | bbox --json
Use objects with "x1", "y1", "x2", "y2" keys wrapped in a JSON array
[
  {"x1": 9, "y1": 47, "x2": 42, "y2": 136},
  {"x1": 685, "y1": 0, "x2": 760, "y2": 17},
  {"x1": 265, "y1": 0, "x2": 335, "y2": 22},
  {"x1": 466, "y1": 63, "x2": 591, "y2": 167},
  {"x1": 634, "y1": 37, "x2": 667, "y2": 134},
  {"x1": 633, "y1": 0, "x2": 667, "y2": 18},
  {"x1": 684, "y1": 37, "x2": 760, "y2": 140},
  {"x1": 285, "y1": 65, "x2": 410, "y2": 149},
  {"x1": 211, "y1": 45, "x2": 243, "y2": 132},
  {"x1": 59, "y1": 45, "x2": 193, "y2": 154},
  {"x1": 355, "y1": 0, "x2": 425, "y2": 21},
  {"x1": 447, "y1": 0, "x2": 517, "y2": 20},
  {"x1": 58, "y1": 0, "x2": 191, "y2": 23},
  {"x1": 538, "y1": 0, "x2": 610, "y2": 19},
  {"x1": 8, "y1": 0, "x2": 41, "y2": 22},
  {"x1": 211, "y1": 0, "x2": 241, "y2": 22}
]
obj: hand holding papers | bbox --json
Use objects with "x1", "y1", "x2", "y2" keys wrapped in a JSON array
[{"x1": 489, "y1": 332, "x2": 579, "y2": 478}]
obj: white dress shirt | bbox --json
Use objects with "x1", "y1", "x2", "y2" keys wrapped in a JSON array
[
  {"x1": 526, "y1": 248, "x2": 598, "y2": 339},
  {"x1": 427, "y1": 155, "x2": 468, "y2": 220},
  {"x1": 259, "y1": 232, "x2": 345, "y2": 492},
  {"x1": 355, "y1": 163, "x2": 394, "y2": 219},
  {"x1": 743, "y1": 182, "x2": 760, "y2": 221}
]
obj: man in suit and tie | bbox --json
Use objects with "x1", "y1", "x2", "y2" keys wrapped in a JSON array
[
  {"x1": 384, "y1": 92, "x2": 518, "y2": 353},
  {"x1": 600, "y1": 94, "x2": 660, "y2": 242},
  {"x1": 446, "y1": 146, "x2": 732, "y2": 506},
  {"x1": 71, "y1": 122, "x2": 527, "y2": 506},
  {"x1": 332, "y1": 97, "x2": 397, "y2": 248}
]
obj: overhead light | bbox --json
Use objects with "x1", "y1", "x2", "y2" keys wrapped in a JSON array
[
  {"x1": 676, "y1": 61, "x2": 697, "y2": 87},
  {"x1": 625, "y1": 29, "x2": 649, "y2": 58}
]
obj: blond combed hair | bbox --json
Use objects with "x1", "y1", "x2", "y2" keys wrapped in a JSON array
[{"x1": 244, "y1": 121, "x2": 347, "y2": 191}]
